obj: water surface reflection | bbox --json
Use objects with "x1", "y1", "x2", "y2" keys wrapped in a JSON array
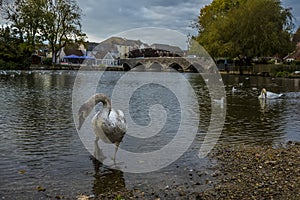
[{"x1": 0, "y1": 70, "x2": 299, "y2": 198}]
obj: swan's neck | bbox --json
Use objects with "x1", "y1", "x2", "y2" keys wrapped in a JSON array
[{"x1": 77, "y1": 93, "x2": 112, "y2": 130}]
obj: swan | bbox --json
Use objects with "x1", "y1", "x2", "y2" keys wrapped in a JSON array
[
  {"x1": 213, "y1": 97, "x2": 224, "y2": 104},
  {"x1": 213, "y1": 97, "x2": 225, "y2": 108},
  {"x1": 77, "y1": 93, "x2": 127, "y2": 162},
  {"x1": 232, "y1": 86, "x2": 237, "y2": 93},
  {"x1": 258, "y1": 88, "x2": 283, "y2": 99}
]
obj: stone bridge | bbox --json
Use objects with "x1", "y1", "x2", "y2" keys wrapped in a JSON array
[{"x1": 120, "y1": 57, "x2": 216, "y2": 72}]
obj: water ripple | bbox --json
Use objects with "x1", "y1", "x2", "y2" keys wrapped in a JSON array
[{"x1": 0, "y1": 72, "x2": 299, "y2": 198}]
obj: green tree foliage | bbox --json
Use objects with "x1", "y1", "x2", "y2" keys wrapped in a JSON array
[
  {"x1": 195, "y1": 0, "x2": 294, "y2": 62},
  {"x1": 2, "y1": 0, "x2": 85, "y2": 65},
  {"x1": 40, "y1": 0, "x2": 86, "y2": 63},
  {"x1": 0, "y1": 26, "x2": 31, "y2": 68},
  {"x1": 292, "y1": 27, "x2": 300, "y2": 44},
  {"x1": 3, "y1": 0, "x2": 46, "y2": 52}
]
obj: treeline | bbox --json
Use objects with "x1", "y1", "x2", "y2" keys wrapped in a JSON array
[
  {"x1": 193, "y1": 0, "x2": 299, "y2": 65},
  {"x1": 0, "y1": 26, "x2": 32, "y2": 69},
  {"x1": 0, "y1": 0, "x2": 86, "y2": 69}
]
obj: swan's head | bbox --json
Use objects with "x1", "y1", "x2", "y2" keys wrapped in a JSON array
[
  {"x1": 259, "y1": 88, "x2": 267, "y2": 99},
  {"x1": 77, "y1": 103, "x2": 92, "y2": 130}
]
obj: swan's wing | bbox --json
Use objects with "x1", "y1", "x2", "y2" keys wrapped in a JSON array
[
  {"x1": 258, "y1": 93, "x2": 265, "y2": 99},
  {"x1": 92, "y1": 112, "x2": 112, "y2": 143},
  {"x1": 95, "y1": 109, "x2": 126, "y2": 144},
  {"x1": 267, "y1": 91, "x2": 283, "y2": 99},
  {"x1": 116, "y1": 110, "x2": 127, "y2": 132}
]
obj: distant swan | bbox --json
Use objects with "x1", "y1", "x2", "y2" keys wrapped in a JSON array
[
  {"x1": 213, "y1": 97, "x2": 225, "y2": 108},
  {"x1": 213, "y1": 97, "x2": 224, "y2": 103},
  {"x1": 77, "y1": 93, "x2": 127, "y2": 162},
  {"x1": 258, "y1": 88, "x2": 283, "y2": 99},
  {"x1": 232, "y1": 86, "x2": 237, "y2": 93}
]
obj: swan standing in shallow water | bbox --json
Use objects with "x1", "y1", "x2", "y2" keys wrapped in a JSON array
[
  {"x1": 258, "y1": 88, "x2": 283, "y2": 99},
  {"x1": 77, "y1": 93, "x2": 127, "y2": 162}
]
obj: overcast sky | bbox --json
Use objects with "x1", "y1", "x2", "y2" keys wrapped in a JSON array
[
  {"x1": 76, "y1": 0, "x2": 207, "y2": 43},
  {"x1": 78, "y1": 0, "x2": 300, "y2": 43},
  {"x1": 1, "y1": 0, "x2": 299, "y2": 45}
]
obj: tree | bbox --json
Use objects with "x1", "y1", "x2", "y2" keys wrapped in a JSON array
[
  {"x1": 292, "y1": 27, "x2": 300, "y2": 44},
  {"x1": 0, "y1": 26, "x2": 31, "y2": 68},
  {"x1": 2, "y1": 0, "x2": 85, "y2": 64},
  {"x1": 2, "y1": 0, "x2": 46, "y2": 52},
  {"x1": 40, "y1": 0, "x2": 86, "y2": 64},
  {"x1": 0, "y1": 26, "x2": 18, "y2": 62},
  {"x1": 195, "y1": 0, "x2": 294, "y2": 63}
]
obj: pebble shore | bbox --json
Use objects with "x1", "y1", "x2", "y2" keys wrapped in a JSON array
[{"x1": 77, "y1": 143, "x2": 299, "y2": 200}]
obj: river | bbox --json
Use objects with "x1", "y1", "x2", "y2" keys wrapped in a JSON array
[{"x1": 0, "y1": 70, "x2": 299, "y2": 199}]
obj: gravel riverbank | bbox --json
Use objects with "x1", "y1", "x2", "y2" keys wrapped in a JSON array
[
  {"x1": 78, "y1": 143, "x2": 299, "y2": 200},
  {"x1": 200, "y1": 142, "x2": 300, "y2": 200}
]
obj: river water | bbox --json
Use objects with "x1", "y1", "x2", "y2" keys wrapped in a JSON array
[{"x1": 0, "y1": 70, "x2": 299, "y2": 199}]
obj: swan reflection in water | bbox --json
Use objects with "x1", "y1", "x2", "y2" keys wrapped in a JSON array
[
  {"x1": 258, "y1": 88, "x2": 284, "y2": 112},
  {"x1": 91, "y1": 145, "x2": 125, "y2": 197},
  {"x1": 78, "y1": 93, "x2": 127, "y2": 162}
]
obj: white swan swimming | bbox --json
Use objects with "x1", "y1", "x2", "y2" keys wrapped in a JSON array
[
  {"x1": 258, "y1": 88, "x2": 283, "y2": 99},
  {"x1": 213, "y1": 97, "x2": 225, "y2": 108},
  {"x1": 213, "y1": 97, "x2": 224, "y2": 104},
  {"x1": 232, "y1": 86, "x2": 237, "y2": 93},
  {"x1": 77, "y1": 93, "x2": 127, "y2": 161}
]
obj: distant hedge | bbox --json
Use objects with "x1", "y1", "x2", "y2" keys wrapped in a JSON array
[{"x1": 0, "y1": 59, "x2": 30, "y2": 70}]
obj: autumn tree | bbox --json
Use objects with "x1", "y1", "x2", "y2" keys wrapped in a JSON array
[
  {"x1": 195, "y1": 0, "x2": 294, "y2": 63},
  {"x1": 40, "y1": 0, "x2": 86, "y2": 64},
  {"x1": 0, "y1": 26, "x2": 31, "y2": 68},
  {"x1": 2, "y1": 0, "x2": 85, "y2": 64},
  {"x1": 292, "y1": 27, "x2": 300, "y2": 44},
  {"x1": 2, "y1": 0, "x2": 46, "y2": 52}
]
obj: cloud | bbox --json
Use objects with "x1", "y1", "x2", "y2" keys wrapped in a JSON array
[
  {"x1": 78, "y1": 0, "x2": 300, "y2": 43},
  {"x1": 281, "y1": 0, "x2": 300, "y2": 29},
  {"x1": 114, "y1": 27, "x2": 189, "y2": 50},
  {"x1": 77, "y1": 0, "x2": 207, "y2": 42},
  {"x1": 2, "y1": 0, "x2": 299, "y2": 43}
]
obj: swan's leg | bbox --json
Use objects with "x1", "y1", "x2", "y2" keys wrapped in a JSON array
[
  {"x1": 95, "y1": 136, "x2": 99, "y2": 143},
  {"x1": 93, "y1": 136, "x2": 100, "y2": 160},
  {"x1": 113, "y1": 142, "x2": 120, "y2": 163}
]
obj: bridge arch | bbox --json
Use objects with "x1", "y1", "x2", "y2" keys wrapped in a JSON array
[
  {"x1": 168, "y1": 63, "x2": 184, "y2": 72},
  {"x1": 149, "y1": 62, "x2": 163, "y2": 71},
  {"x1": 123, "y1": 63, "x2": 131, "y2": 71},
  {"x1": 133, "y1": 62, "x2": 145, "y2": 71},
  {"x1": 186, "y1": 64, "x2": 199, "y2": 73},
  {"x1": 187, "y1": 63, "x2": 205, "y2": 73}
]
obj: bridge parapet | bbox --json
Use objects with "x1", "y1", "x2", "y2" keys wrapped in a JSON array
[{"x1": 120, "y1": 57, "x2": 215, "y2": 72}]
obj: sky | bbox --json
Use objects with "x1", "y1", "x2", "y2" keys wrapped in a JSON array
[
  {"x1": 77, "y1": 0, "x2": 300, "y2": 44},
  {"x1": 1, "y1": 0, "x2": 299, "y2": 46},
  {"x1": 76, "y1": 0, "x2": 209, "y2": 44}
]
